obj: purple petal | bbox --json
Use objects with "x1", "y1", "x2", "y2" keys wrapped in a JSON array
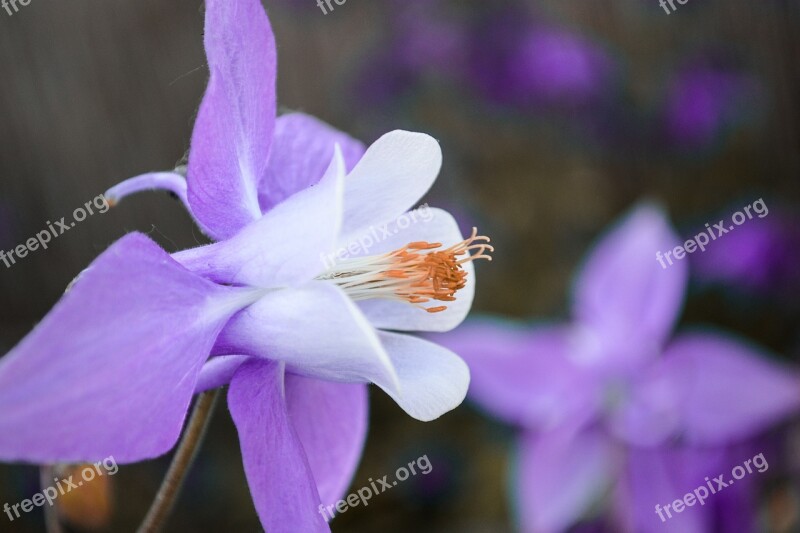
[
  {"x1": 0, "y1": 233, "x2": 255, "y2": 463},
  {"x1": 174, "y1": 147, "x2": 345, "y2": 287},
  {"x1": 186, "y1": 0, "x2": 277, "y2": 240},
  {"x1": 517, "y1": 427, "x2": 614, "y2": 532},
  {"x1": 214, "y1": 281, "x2": 399, "y2": 394},
  {"x1": 355, "y1": 208, "x2": 474, "y2": 332},
  {"x1": 664, "y1": 65, "x2": 758, "y2": 149},
  {"x1": 433, "y1": 319, "x2": 602, "y2": 431},
  {"x1": 607, "y1": 360, "x2": 682, "y2": 447},
  {"x1": 377, "y1": 331, "x2": 470, "y2": 421},
  {"x1": 572, "y1": 203, "x2": 687, "y2": 364},
  {"x1": 259, "y1": 113, "x2": 365, "y2": 211},
  {"x1": 104, "y1": 171, "x2": 189, "y2": 210},
  {"x1": 618, "y1": 446, "x2": 722, "y2": 533},
  {"x1": 659, "y1": 332, "x2": 800, "y2": 445},
  {"x1": 285, "y1": 374, "x2": 368, "y2": 505},
  {"x1": 228, "y1": 360, "x2": 328, "y2": 532}
]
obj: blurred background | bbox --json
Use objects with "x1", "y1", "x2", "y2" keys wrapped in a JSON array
[{"x1": 0, "y1": 0, "x2": 798, "y2": 531}]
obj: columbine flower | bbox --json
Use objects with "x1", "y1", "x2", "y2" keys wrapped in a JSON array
[
  {"x1": 663, "y1": 63, "x2": 759, "y2": 150},
  {"x1": 0, "y1": 0, "x2": 489, "y2": 531},
  {"x1": 692, "y1": 207, "x2": 800, "y2": 298},
  {"x1": 466, "y1": 10, "x2": 615, "y2": 110},
  {"x1": 434, "y1": 204, "x2": 799, "y2": 532}
]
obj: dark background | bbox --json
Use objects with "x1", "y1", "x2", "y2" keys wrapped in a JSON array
[{"x1": 0, "y1": 0, "x2": 798, "y2": 531}]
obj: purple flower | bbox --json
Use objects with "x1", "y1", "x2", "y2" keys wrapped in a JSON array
[
  {"x1": 466, "y1": 12, "x2": 615, "y2": 109},
  {"x1": 354, "y1": 0, "x2": 465, "y2": 106},
  {"x1": 0, "y1": 0, "x2": 489, "y2": 530},
  {"x1": 435, "y1": 204, "x2": 800, "y2": 532},
  {"x1": 664, "y1": 64, "x2": 759, "y2": 149},
  {"x1": 692, "y1": 208, "x2": 800, "y2": 296}
]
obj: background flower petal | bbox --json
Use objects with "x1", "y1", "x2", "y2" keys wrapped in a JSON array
[
  {"x1": 0, "y1": 233, "x2": 249, "y2": 463},
  {"x1": 186, "y1": 0, "x2": 277, "y2": 240},
  {"x1": 517, "y1": 427, "x2": 614, "y2": 533},
  {"x1": 572, "y1": 203, "x2": 687, "y2": 365},
  {"x1": 618, "y1": 446, "x2": 722, "y2": 533},
  {"x1": 228, "y1": 360, "x2": 329, "y2": 533},
  {"x1": 659, "y1": 332, "x2": 800, "y2": 445},
  {"x1": 433, "y1": 319, "x2": 602, "y2": 431}
]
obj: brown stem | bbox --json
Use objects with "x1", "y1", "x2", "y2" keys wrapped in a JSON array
[{"x1": 136, "y1": 389, "x2": 220, "y2": 533}]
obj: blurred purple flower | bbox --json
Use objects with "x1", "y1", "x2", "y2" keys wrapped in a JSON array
[
  {"x1": 466, "y1": 12, "x2": 616, "y2": 109},
  {"x1": 0, "y1": 0, "x2": 482, "y2": 531},
  {"x1": 692, "y1": 209, "x2": 800, "y2": 295},
  {"x1": 435, "y1": 204, "x2": 800, "y2": 532},
  {"x1": 355, "y1": 0, "x2": 465, "y2": 105},
  {"x1": 664, "y1": 64, "x2": 759, "y2": 149}
]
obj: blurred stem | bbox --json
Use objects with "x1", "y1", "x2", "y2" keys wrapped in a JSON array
[
  {"x1": 39, "y1": 466, "x2": 63, "y2": 533},
  {"x1": 136, "y1": 389, "x2": 220, "y2": 533}
]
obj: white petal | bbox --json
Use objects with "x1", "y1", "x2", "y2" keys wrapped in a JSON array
[
  {"x1": 173, "y1": 146, "x2": 346, "y2": 288},
  {"x1": 376, "y1": 332, "x2": 470, "y2": 421},
  {"x1": 354, "y1": 208, "x2": 475, "y2": 332},
  {"x1": 214, "y1": 281, "x2": 400, "y2": 394},
  {"x1": 342, "y1": 131, "x2": 442, "y2": 236}
]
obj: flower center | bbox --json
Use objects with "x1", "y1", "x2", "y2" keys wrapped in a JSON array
[{"x1": 316, "y1": 228, "x2": 493, "y2": 313}]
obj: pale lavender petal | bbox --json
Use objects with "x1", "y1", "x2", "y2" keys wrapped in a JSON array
[
  {"x1": 354, "y1": 208, "x2": 474, "y2": 332},
  {"x1": 572, "y1": 203, "x2": 687, "y2": 362},
  {"x1": 228, "y1": 360, "x2": 328, "y2": 533},
  {"x1": 433, "y1": 319, "x2": 602, "y2": 431},
  {"x1": 341, "y1": 131, "x2": 442, "y2": 237},
  {"x1": 194, "y1": 355, "x2": 249, "y2": 394},
  {"x1": 285, "y1": 375, "x2": 368, "y2": 505},
  {"x1": 259, "y1": 113, "x2": 365, "y2": 210},
  {"x1": 0, "y1": 233, "x2": 255, "y2": 463},
  {"x1": 214, "y1": 281, "x2": 400, "y2": 394},
  {"x1": 517, "y1": 427, "x2": 614, "y2": 533},
  {"x1": 104, "y1": 171, "x2": 189, "y2": 210},
  {"x1": 174, "y1": 147, "x2": 345, "y2": 287},
  {"x1": 659, "y1": 332, "x2": 800, "y2": 445},
  {"x1": 186, "y1": 0, "x2": 277, "y2": 240},
  {"x1": 377, "y1": 331, "x2": 470, "y2": 422}
]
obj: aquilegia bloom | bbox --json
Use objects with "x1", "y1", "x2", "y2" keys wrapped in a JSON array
[
  {"x1": 435, "y1": 204, "x2": 800, "y2": 532},
  {"x1": 0, "y1": 0, "x2": 490, "y2": 531},
  {"x1": 663, "y1": 63, "x2": 758, "y2": 150},
  {"x1": 466, "y1": 10, "x2": 615, "y2": 110}
]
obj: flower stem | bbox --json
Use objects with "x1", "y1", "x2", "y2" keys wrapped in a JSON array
[
  {"x1": 39, "y1": 466, "x2": 63, "y2": 533},
  {"x1": 137, "y1": 389, "x2": 220, "y2": 533}
]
